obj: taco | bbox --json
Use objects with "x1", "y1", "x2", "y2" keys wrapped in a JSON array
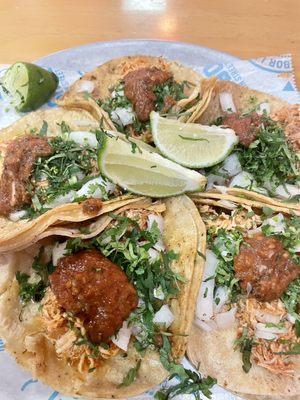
[
  {"x1": 194, "y1": 79, "x2": 300, "y2": 204},
  {"x1": 0, "y1": 195, "x2": 207, "y2": 398},
  {"x1": 0, "y1": 98, "x2": 142, "y2": 252},
  {"x1": 62, "y1": 55, "x2": 208, "y2": 142},
  {"x1": 187, "y1": 199, "x2": 300, "y2": 398}
]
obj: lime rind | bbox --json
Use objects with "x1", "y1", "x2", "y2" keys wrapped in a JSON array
[
  {"x1": 2, "y1": 62, "x2": 58, "y2": 112},
  {"x1": 150, "y1": 111, "x2": 239, "y2": 168}
]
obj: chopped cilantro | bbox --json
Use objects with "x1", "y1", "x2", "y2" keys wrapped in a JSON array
[
  {"x1": 26, "y1": 136, "x2": 98, "y2": 217},
  {"x1": 16, "y1": 271, "x2": 46, "y2": 303},
  {"x1": 262, "y1": 214, "x2": 300, "y2": 264},
  {"x1": 100, "y1": 79, "x2": 189, "y2": 136},
  {"x1": 65, "y1": 213, "x2": 181, "y2": 351},
  {"x1": 118, "y1": 359, "x2": 141, "y2": 388},
  {"x1": 16, "y1": 248, "x2": 54, "y2": 304},
  {"x1": 154, "y1": 79, "x2": 189, "y2": 112},
  {"x1": 238, "y1": 118, "x2": 299, "y2": 189},
  {"x1": 156, "y1": 337, "x2": 216, "y2": 399},
  {"x1": 100, "y1": 82, "x2": 148, "y2": 135},
  {"x1": 281, "y1": 277, "x2": 300, "y2": 322},
  {"x1": 209, "y1": 228, "x2": 244, "y2": 301},
  {"x1": 234, "y1": 328, "x2": 256, "y2": 373},
  {"x1": 154, "y1": 373, "x2": 216, "y2": 400},
  {"x1": 38, "y1": 120, "x2": 48, "y2": 137}
]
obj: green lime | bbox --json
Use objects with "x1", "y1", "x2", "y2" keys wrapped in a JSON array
[
  {"x1": 98, "y1": 132, "x2": 206, "y2": 197},
  {"x1": 150, "y1": 111, "x2": 239, "y2": 168},
  {"x1": 1, "y1": 62, "x2": 58, "y2": 112}
]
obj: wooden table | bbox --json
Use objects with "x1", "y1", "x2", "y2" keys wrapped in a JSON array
[{"x1": 0, "y1": 0, "x2": 299, "y2": 85}]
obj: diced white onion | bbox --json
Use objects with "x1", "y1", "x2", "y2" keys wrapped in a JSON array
[
  {"x1": 218, "y1": 153, "x2": 242, "y2": 178},
  {"x1": 287, "y1": 314, "x2": 296, "y2": 324},
  {"x1": 254, "y1": 311, "x2": 281, "y2": 324},
  {"x1": 9, "y1": 209, "x2": 27, "y2": 221},
  {"x1": 111, "y1": 321, "x2": 132, "y2": 352},
  {"x1": 52, "y1": 241, "x2": 68, "y2": 266},
  {"x1": 262, "y1": 213, "x2": 285, "y2": 234},
  {"x1": 196, "y1": 250, "x2": 218, "y2": 322},
  {"x1": 147, "y1": 214, "x2": 165, "y2": 252},
  {"x1": 46, "y1": 191, "x2": 76, "y2": 208},
  {"x1": 148, "y1": 248, "x2": 160, "y2": 263},
  {"x1": 257, "y1": 102, "x2": 270, "y2": 115},
  {"x1": 230, "y1": 171, "x2": 268, "y2": 195},
  {"x1": 248, "y1": 227, "x2": 262, "y2": 237},
  {"x1": 215, "y1": 307, "x2": 237, "y2": 329},
  {"x1": 255, "y1": 330, "x2": 277, "y2": 340},
  {"x1": 255, "y1": 322, "x2": 287, "y2": 340},
  {"x1": 213, "y1": 185, "x2": 228, "y2": 194},
  {"x1": 214, "y1": 286, "x2": 229, "y2": 314},
  {"x1": 219, "y1": 92, "x2": 237, "y2": 113},
  {"x1": 69, "y1": 131, "x2": 98, "y2": 148},
  {"x1": 206, "y1": 174, "x2": 226, "y2": 190},
  {"x1": 76, "y1": 80, "x2": 94, "y2": 93},
  {"x1": 273, "y1": 184, "x2": 300, "y2": 199},
  {"x1": 111, "y1": 89, "x2": 124, "y2": 98},
  {"x1": 173, "y1": 395, "x2": 197, "y2": 400},
  {"x1": 153, "y1": 305, "x2": 174, "y2": 328},
  {"x1": 153, "y1": 285, "x2": 165, "y2": 300},
  {"x1": 76, "y1": 176, "x2": 115, "y2": 199},
  {"x1": 256, "y1": 322, "x2": 287, "y2": 334},
  {"x1": 111, "y1": 107, "x2": 135, "y2": 126}
]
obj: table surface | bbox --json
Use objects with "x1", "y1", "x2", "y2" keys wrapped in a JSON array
[{"x1": 0, "y1": 0, "x2": 299, "y2": 85}]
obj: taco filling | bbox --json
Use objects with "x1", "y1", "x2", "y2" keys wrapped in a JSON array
[
  {"x1": 0, "y1": 195, "x2": 216, "y2": 400},
  {"x1": 185, "y1": 81, "x2": 299, "y2": 201},
  {"x1": 194, "y1": 206, "x2": 299, "y2": 378},
  {"x1": 100, "y1": 69, "x2": 190, "y2": 140},
  {"x1": 0, "y1": 122, "x2": 117, "y2": 220}
]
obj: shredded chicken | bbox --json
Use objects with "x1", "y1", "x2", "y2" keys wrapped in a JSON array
[
  {"x1": 237, "y1": 298, "x2": 299, "y2": 376},
  {"x1": 41, "y1": 289, "x2": 119, "y2": 374},
  {"x1": 199, "y1": 205, "x2": 262, "y2": 233},
  {"x1": 124, "y1": 201, "x2": 166, "y2": 230},
  {"x1": 271, "y1": 104, "x2": 300, "y2": 152}
]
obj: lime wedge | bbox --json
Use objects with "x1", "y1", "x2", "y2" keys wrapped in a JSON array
[
  {"x1": 1, "y1": 62, "x2": 58, "y2": 112},
  {"x1": 150, "y1": 112, "x2": 239, "y2": 168},
  {"x1": 98, "y1": 133, "x2": 206, "y2": 197}
]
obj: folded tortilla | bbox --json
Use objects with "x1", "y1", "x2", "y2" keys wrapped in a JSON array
[
  {"x1": 0, "y1": 195, "x2": 206, "y2": 398},
  {"x1": 187, "y1": 199, "x2": 300, "y2": 398},
  {"x1": 61, "y1": 55, "x2": 205, "y2": 137},
  {"x1": 0, "y1": 101, "x2": 131, "y2": 253}
]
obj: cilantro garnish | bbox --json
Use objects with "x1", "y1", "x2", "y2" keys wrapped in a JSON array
[
  {"x1": 118, "y1": 359, "x2": 141, "y2": 388},
  {"x1": 209, "y1": 228, "x2": 244, "y2": 301},
  {"x1": 16, "y1": 248, "x2": 55, "y2": 304},
  {"x1": 66, "y1": 213, "x2": 181, "y2": 351},
  {"x1": 154, "y1": 372, "x2": 216, "y2": 400},
  {"x1": 238, "y1": 118, "x2": 299, "y2": 189},
  {"x1": 100, "y1": 82, "x2": 148, "y2": 135},
  {"x1": 38, "y1": 120, "x2": 48, "y2": 137},
  {"x1": 100, "y1": 79, "x2": 188, "y2": 135},
  {"x1": 25, "y1": 136, "x2": 97, "y2": 217},
  {"x1": 154, "y1": 79, "x2": 189, "y2": 112},
  {"x1": 262, "y1": 214, "x2": 300, "y2": 264},
  {"x1": 281, "y1": 277, "x2": 300, "y2": 322},
  {"x1": 156, "y1": 335, "x2": 216, "y2": 399},
  {"x1": 234, "y1": 328, "x2": 256, "y2": 373}
]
